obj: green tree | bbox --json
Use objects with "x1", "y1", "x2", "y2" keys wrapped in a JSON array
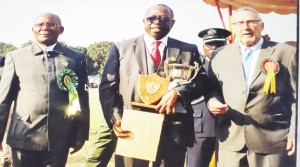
[
  {"x1": 87, "y1": 41, "x2": 112, "y2": 75},
  {"x1": 20, "y1": 40, "x2": 34, "y2": 48},
  {"x1": 72, "y1": 46, "x2": 88, "y2": 55},
  {"x1": 0, "y1": 42, "x2": 17, "y2": 56}
]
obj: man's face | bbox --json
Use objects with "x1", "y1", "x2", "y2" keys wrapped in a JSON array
[
  {"x1": 32, "y1": 13, "x2": 64, "y2": 46},
  {"x1": 203, "y1": 40, "x2": 226, "y2": 59},
  {"x1": 143, "y1": 5, "x2": 175, "y2": 40},
  {"x1": 232, "y1": 10, "x2": 264, "y2": 47}
]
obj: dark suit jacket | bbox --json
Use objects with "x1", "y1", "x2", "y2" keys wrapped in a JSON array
[
  {"x1": 208, "y1": 40, "x2": 297, "y2": 153},
  {"x1": 0, "y1": 43, "x2": 90, "y2": 151},
  {"x1": 100, "y1": 35, "x2": 211, "y2": 146}
]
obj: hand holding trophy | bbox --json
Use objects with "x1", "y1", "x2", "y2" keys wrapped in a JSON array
[{"x1": 131, "y1": 57, "x2": 201, "y2": 109}]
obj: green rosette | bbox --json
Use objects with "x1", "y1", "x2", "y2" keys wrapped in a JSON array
[{"x1": 57, "y1": 69, "x2": 81, "y2": 117}]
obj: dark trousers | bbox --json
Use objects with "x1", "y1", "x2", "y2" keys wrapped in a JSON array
[
  {"x1": 11, "y1": 148, "x2": 69, "y2": 167},
  {"x1": 115, "y1": 140, "x2": 186, "y2": 167},
  {"x1": 186, "y1": 137, "x2": 215, "y2": 167},
  {"x1": 86, "y1": 124, "x2": 115, "y2": 167}
]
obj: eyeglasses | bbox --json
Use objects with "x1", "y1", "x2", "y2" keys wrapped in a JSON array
[
  {"x1": 34, "y1": 22, "x2": 61, "y2": 29},
  {"x1": 144, "y1": 16, "x2": 173, "y2": 24},
  {"x1": 232, "y1": 20, "x2": 261, "y2": 27}
]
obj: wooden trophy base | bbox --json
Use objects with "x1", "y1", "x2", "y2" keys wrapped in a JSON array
[{"x1": 131, "y1": 102, "x2": 156, "y2": 109}]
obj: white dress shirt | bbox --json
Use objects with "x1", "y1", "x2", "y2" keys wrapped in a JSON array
[{"x1": 144, "y1": 33, "x2": 168, "y2": 58}]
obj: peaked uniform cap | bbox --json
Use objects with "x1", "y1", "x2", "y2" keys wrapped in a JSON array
[{"x1": 198, "y1": 28, "x2": 231, "y2": 43}]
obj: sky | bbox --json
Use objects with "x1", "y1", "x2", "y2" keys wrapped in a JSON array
[{"x1": 0, "y1": 0, "x2": 297, "y2": 48}]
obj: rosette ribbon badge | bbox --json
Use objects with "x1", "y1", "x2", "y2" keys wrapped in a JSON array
[
  {"x1": 260, "y1": 58, "x2": 280, "y2": 94},
  {"x1": 57, "y1": 69, "x2": 81, "y2": 117}
]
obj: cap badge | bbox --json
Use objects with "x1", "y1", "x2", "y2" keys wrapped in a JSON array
[{"x1": 207, "y1": 29, "x2": 217, "y2": 36}]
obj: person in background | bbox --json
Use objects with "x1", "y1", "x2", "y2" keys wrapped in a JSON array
[
  {"x1": 186, "y1": 28, "x2": 231, "y2": 167},
  {"x1": 0, "y1": 56, "x2": 12, "y2": 167},
  {"x1": 99, "y1": 4, "x2": 210, "y2": 167},
  {"x1": 262, "y1": 34, "x2": 271, "y2": 41},
  {"x1": 207, "y1": 7, "x2": 296, "y2": 167},
  {"x1": 0, "y1": 12, "x2": 90, "y2": 167},
  {"x1": 199, "y1": 28, "x2": 231, "y2": 69}
]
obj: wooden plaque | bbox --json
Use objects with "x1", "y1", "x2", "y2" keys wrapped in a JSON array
[{"x1": 137, "y1": 74, "x2": 170, "y2": 105}]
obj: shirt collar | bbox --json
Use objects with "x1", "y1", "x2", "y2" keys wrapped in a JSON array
[
  {"x1": 37, "y1": 42, "x2": 57, "y2": 52},
  {"x1": 239, "y1": 37, "x2": 264, "y2": 54},
  {"x1": 144, "y1": 33, "x2": 168, "y2": 47}
]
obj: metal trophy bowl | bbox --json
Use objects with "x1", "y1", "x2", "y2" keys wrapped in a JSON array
[
  {"x1": 164, "y1": 62, "x2": 200, "y2": 81},
  {"x1": 164, "y1": 60, "x2": 201, "y2": 90}
]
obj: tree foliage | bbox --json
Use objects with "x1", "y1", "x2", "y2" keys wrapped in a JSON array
[
  {"x1": 0, "y1": 42, "x2": 17, "y2": 56},
  {"x1": 87, "y1": 41, "x2": 112, "y2": 75},
  {"x1": 21, "y1": 40, "x2": 34, "y2": 48}
]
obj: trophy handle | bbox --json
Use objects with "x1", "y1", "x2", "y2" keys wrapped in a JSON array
[
  {"x1": 167, "y1": 62, "x2": 202, "y2": 91},
  {"x1": 188, "y1": 62, "x2": 201, "y2": 82}
]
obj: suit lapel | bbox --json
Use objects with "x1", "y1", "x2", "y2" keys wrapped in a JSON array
[
  {"x1": 133, "y1": 36, "x2": 148, "y2": 75},
  {"x1": 230, "y1": 44, "x2": 247, "y2": 84},
  {"x1": 250, "y1": 41, "x2": 276, "y2": 85},
  {"x1": 32, "y1": 42, "x2": 43, "y2": 55},
  {"x1": 53, "y1": 43, "x2": 64, "y2": 55},
  {"x1": 165, "y1": 38, "x2": 180, "y2": 62}
]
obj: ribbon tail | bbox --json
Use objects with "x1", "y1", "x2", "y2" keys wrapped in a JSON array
[
  {"x1": 263, "y1": 74, "x2": 271, "y2": 94},
  {"x1": 67, "y1": 84, "x2": 81, "y2": 117},
  {"x1": 270, "y1": 72, "x2": 276, "y2": 94}
]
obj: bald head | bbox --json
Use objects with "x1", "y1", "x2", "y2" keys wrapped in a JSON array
[
  {"x1": 33, "y1": 12, "x2": 62, "y2": 26},
  {"x1": 145, "y1": 4, "x2": 174, "y2": 19}
]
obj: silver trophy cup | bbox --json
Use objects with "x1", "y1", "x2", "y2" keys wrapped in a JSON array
[{"x1": 164, "y1": 61, "x2": 201, "y2": 90}]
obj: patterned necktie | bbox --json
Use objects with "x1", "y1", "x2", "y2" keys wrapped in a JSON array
[
  {"x1": 242, "y1": 48, "x2": 253, "y2": 81},
  {"x1": 151, "y1": 41, "x2": 161, "y2": 68}
]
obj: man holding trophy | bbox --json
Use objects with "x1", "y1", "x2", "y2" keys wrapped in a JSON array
[{"x1": 99, "y1": 4, "x2": 211, "y2": 167}]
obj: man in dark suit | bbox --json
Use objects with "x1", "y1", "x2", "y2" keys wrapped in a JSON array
[
  {"x1": 207, "y1": 7, "x2": 296, "y2": 167},
  {"x1": 99, "y1": 4, "x2": 210, "y2": 167},
  {"x1": 186, "y1": 28, "x2": 231, "y2": 167},
  {"x1": 0, "y1": 12, "x2": 90, "y2": 167}
]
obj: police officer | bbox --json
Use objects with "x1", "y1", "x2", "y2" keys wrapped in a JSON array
[{"x1": 186, "y1": 28, "x2": 231, "y2": 167}]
